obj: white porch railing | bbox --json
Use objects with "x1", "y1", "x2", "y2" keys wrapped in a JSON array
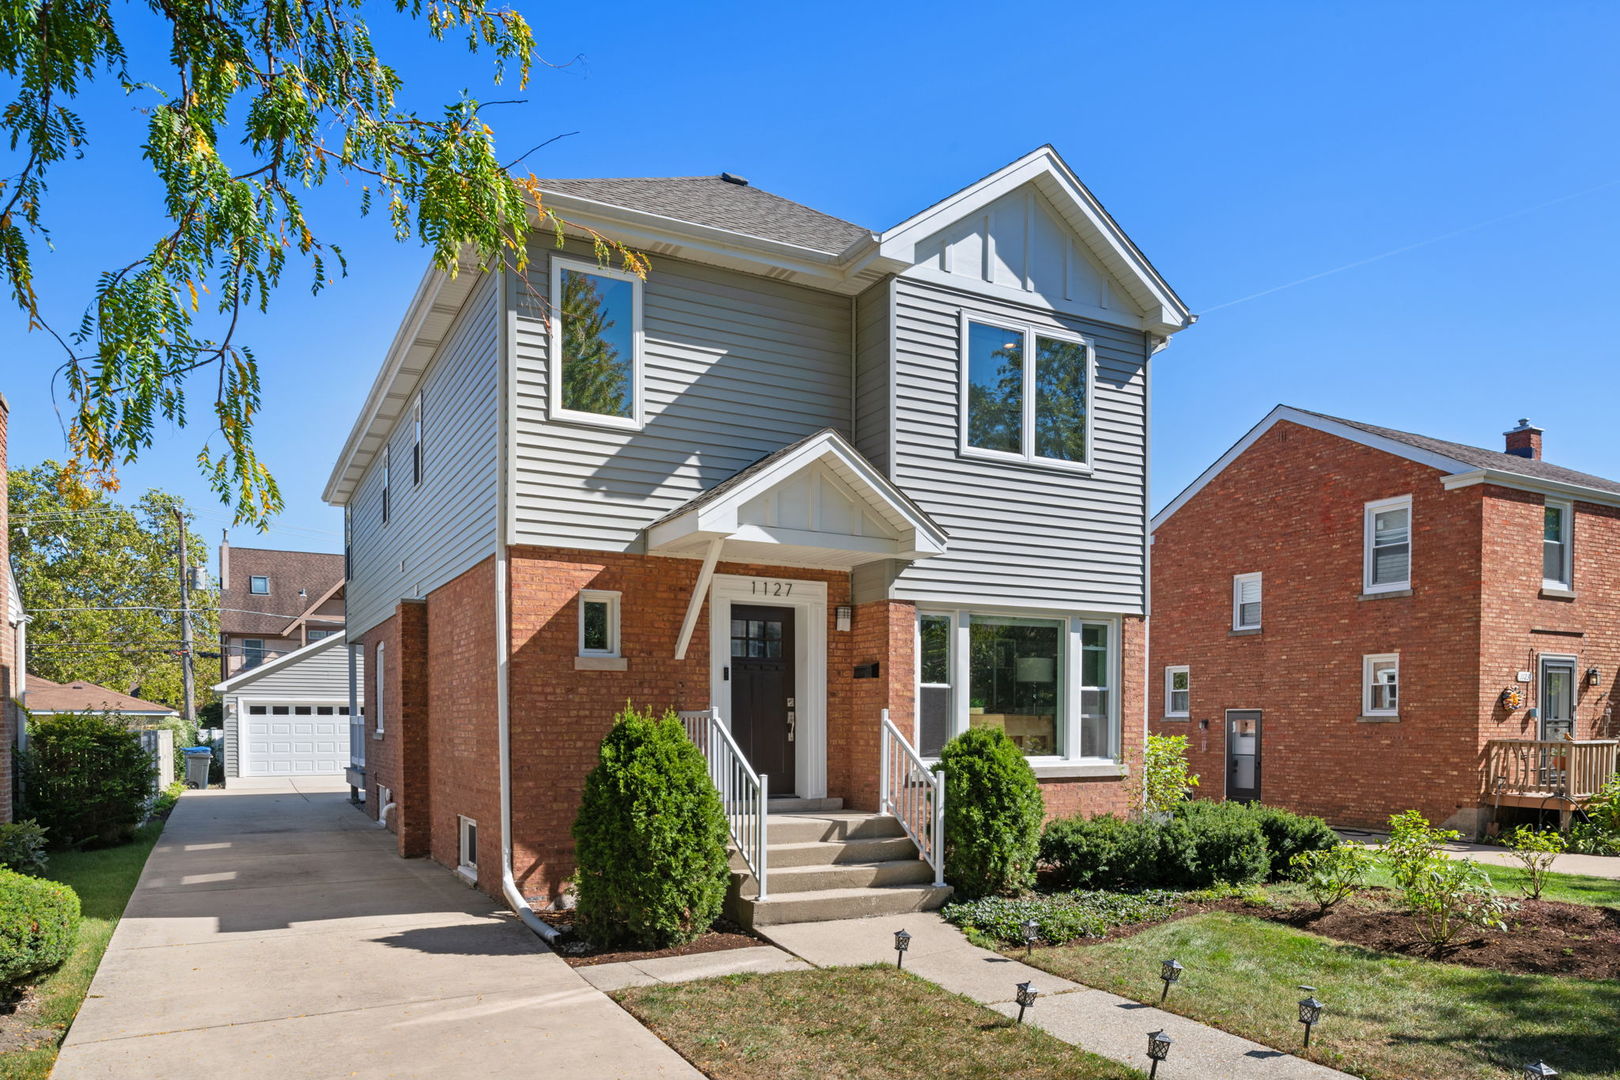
[
  {"x1": 879, "y1": 709, "x2": 945, "y2": 887},
  {"x1": 680, "y1": 708, "x2": 769, "y2": 900}
]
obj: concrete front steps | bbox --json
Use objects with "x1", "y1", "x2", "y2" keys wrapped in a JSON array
[{"x1": 725, "y1": 809, "x2": 952, "y2": 928}]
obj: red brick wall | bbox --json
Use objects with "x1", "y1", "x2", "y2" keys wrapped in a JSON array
[
  {"x1": 1042, "y1": 614, "x2": 1146, "y2": 819},
  {"x1": 841, "y1": 598, "x2": 916, "y2": 812},
  {"x1": 0, "y1": 393, "x2": 12, "y2": 823},
  {"x1": 1149, "y1": 421, "x2": 1487, "y2": 830}
]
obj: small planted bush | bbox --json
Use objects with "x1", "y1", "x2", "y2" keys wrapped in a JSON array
[
  {"x1": 935, "y1": 727, "x2": 1045, "y2": 898},
  {"x1": 1289, "y1": 842, "x2": 1373, "y2": 913},
  {"x1": 0, "y1": 821, "x2": 50, "y2": 877},
  {"x1": 1165, "y1": 801, "x2": 1269, "y2": 888},
  {"x1": 1383, "y1": 809, "x2": 1461, "y2": 890},
  {"x1": 943, "y1": 889, "x2": 1180, "y2": 946},
  {"x1": 1501, "y1": 826, "x2": 1566, "y2": 900},
  {"x1": 1245, "y1": 805, "x2": 1339, "y2": 879},
  {"x1": 0, "y1": 868, "x2": 81, "y2": 992},
  {"x1": 571, "y1": 704, "x2": 731, "y2": 950},
  {"x1": 1403, "y1": 856, "x2": 1514, "y2": 948},
  {"x1": 1143, "y1": 733, "x2": 1199, "y2": 814},
  {"x1": 20, "y1": 711, "x2": 156, "y2": 849}
]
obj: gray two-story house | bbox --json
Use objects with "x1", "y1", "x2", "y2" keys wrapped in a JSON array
[{"x1": 324, "y1": 146, "x2": 1192, "y2": 926}]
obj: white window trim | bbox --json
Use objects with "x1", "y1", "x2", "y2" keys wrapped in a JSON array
[
  {"x1": 1164, "y1": 665, "x2": 1190, "y2": 719},
  {"x1": 1362, "y1": 495, "x2": 1412, "y2": 594},
  {"x1": 1232, "y1": 572, "x2": 1262, "y2": 631},
  {"x1": 248, "y1": 575, "x2": 270, "y2": 595},
  {"x1": 457, "y1": 815, "x2": 478, "y2": 882},
  {"x1": 578, "y1": 589, "x2": 622, "y2": 658},
  {"x1": 411, "y1": 393, "x2": 423, "y2": 486},
  {"x1": 374, "y1": 641, "x2": 387, "y2": 736},
  {"x1": 381, "y1": 444, "x2": 392, "y2": 525},
  {"x1": 1542, "y1": 498, "x2": 1573, "y2": 591},
  {"x1": 957, "y1": 312, "x2": 1095, "y2": 474},
  {"x1": 1362, "y1": 653, "x2": 1399, "y2": 717},
  {"x1": 547, "y1": 255, "x2": 645, "y2": 431}
]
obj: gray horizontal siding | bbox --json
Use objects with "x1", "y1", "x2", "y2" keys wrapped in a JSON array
[
  {"x1": 511, "y1": 244, "x2": 853, "y2": 551},
  {"x1": 852, "y1": 280, "x2": 891, "y2": 471},
  {"x1": 347, "y1": 272, "x2": 501, "y2": 635},
  {"x1": 889, "y1": 276, "x2": 1150, "y2": 613}
]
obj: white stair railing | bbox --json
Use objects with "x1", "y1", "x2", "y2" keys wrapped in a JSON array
[
  {"x1": 879, "y1": 709, "x2": 945, "y2": 887},
  {"x1": 679, "y1": 708, "x2": 769, "y2": 900}
]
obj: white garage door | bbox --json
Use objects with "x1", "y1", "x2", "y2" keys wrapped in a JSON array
[{"x1": 242, "y1": 702, "x2": 350, "y2": 776}]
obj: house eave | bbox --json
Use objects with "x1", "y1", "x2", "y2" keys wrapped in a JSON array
[
  {"x1": 213, "y1": 632, "x2": 346, "y2": 694},
  {"x1": 1440, "y1": 469, "x2": 1620, "y2": 509}
]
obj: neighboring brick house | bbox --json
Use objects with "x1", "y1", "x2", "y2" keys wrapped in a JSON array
[
  {"x1": 1149, "y1": 406, "x2": 1620, "y2": 835},
  {"x1": 218, "y1": 541, "x2": 345, "y2": 678},
  {"x1": 325, "y1": 146, "x2": 1194, "y2": 924},
  {"x1": 1, "y1": 391, "x2": 23, "y2": 822}
]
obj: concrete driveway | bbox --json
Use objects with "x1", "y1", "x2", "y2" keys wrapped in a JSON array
[{"x1": 52, "y1": 778, "x2": 701, "y2": 1080}]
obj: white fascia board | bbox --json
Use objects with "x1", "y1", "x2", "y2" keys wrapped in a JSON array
[
  {"x1": 1440, "y1": 468, "x2": 1620, "y2": 509},
  {"x1": 1151, "y1": 406, "x2": 1474, "y2": 532},
  {"x1": 213, "y1": 632, "x2": 345, "y2": 693}
]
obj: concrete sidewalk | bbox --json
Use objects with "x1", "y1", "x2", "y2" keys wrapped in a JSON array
[
  {"x1": 763, "y1": 913, "x2": 1354, "y2": 1080},
  {"x1": 52, "y1": 778, "x2": 701, "y2": 1080}
]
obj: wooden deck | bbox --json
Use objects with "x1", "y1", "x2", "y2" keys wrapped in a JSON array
[{"x1": 1486, "y1": 738, "x2": 1618, "y2": 816}]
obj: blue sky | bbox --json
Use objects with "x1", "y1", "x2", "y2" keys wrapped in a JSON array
[{"x1": 7, "y1": 1, "x2": 1619, "y2": 562}]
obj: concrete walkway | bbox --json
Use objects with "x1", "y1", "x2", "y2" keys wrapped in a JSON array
[
  {"x1": 1337, "y1": 828, "x2": 1620, "y2": 879},
  {"x1": 763, "y1": 913, "x2": 1355, "y2": 1080},
  {"x1": 52, "y1": 778, "x2": 701, "y2": 1080}
]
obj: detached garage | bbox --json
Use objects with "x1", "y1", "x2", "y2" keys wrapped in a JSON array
[{"x1": 215, "y1": 634, "x2": 361, "y2": 779}]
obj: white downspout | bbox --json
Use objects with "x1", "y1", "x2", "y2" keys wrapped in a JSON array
[{"x1": 494, "y1": 257, "x2": 562, "y2": 946}]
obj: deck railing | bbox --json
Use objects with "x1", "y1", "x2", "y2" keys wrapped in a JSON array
[
  {"x1": 1485, "y1": 738, "x2": 1619, "y2": 801},
  {"x1": 879, "y1": 709, "x2": 946, "y2": 887},
  {"x1": 680, "y1": 708, "x2": 769, "y2": 900}
]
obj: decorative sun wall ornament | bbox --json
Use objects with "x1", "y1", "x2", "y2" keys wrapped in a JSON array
[{"x1": 1500, "y1": 687, "x2": 1524, "y2": 711}]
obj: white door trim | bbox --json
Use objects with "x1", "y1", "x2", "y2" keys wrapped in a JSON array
[{"x1": 708, "y1": 574, "x2": 828, "y2": 800}]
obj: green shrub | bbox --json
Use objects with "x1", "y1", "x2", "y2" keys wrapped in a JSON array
[
  {"x1": 1569, "y1": 821, "x2": 1620, "y2": 856},
  {"x1": 1164, "y1": 801, "x2": 1269, "y2": 888},
  {"x1": 943, "y1": 889, "x2": 1180, "y2": 946},
  {"x1": 0, "y1": 867, "x2": 81, "y2": 991},
  {"x1": 934, "y1": 727, "x2": 1045, "y2": 898},
  {"x1": 1245, "y1": 805, "x2": 1339, "y2": 878},
  {"x1": 1143, "y1": 733, "x2": 1199, "y2": 814},
  {"x1": 0, "y1": 820, "x2": 50, "y2": 877},
  {"x1": 20, "y1": 712, "x2": 156, "y2": 849},
  {"x1": 1402, "y1": 856, "x2": 1514, "y2": 948},
  {"x1": 1289, "y1": 843, "x2": 1373, "y2": 913},
  {"x1": 1039, "y1": 813, "x2": 1157, "y2": 889},
  {"x1": 1501, "y1": 826, "x2": 1566, "y2": 900},
  {"x1": 1383, "y1": 809, "x2": 1461, "y2": 890},
  {"x1": 571, "y1": 704, "x2": 730, "y2": 950}
]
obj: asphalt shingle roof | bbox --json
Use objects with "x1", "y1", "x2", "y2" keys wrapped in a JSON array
[
  {"x1": 538, "y1": 176, "x2": 872, "y2": 256},
  {"x1": 220, "y1": 548, "x2": 345, "y2": 636},
  {"x1": 1298, "y1": 409, "x2": 1620, "y2": 498},
  {"x1": 26, "y1": 676, "x2": 175, "y2": 715}
]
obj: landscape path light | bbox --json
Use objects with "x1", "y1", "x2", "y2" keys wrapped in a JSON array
[
  {"x1": 1146, "y1": 1029, "x2": 1173, "y2": 1079},
  {"x1": 893, "y1": 928, "x2": 910, "y2": 969},
  {"x1": 1522, "y1": 1063, "x2": 1559, "y2": 1079},
  {"x1": 1014, "y1": 981, "x2": 1038, "y2": 1024},
  {"x1": 1159, "y1": 958, "x2": 1184, "y2": 1002},
  {"x1": 1022, "y1": 918, "x2": 1039, "y2": 957},
  {"x1": 1296, "y1": 986, "x2": 1325, "y2": 1048}
]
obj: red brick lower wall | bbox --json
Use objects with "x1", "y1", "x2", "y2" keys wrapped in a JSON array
[{"x1": 1040, "y1": 615, "x2": 1146, "y2": 820}]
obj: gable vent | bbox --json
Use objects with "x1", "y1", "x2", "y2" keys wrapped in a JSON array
[{"x1": 720, "y1": 172, "x2": 749, "y2": 186}]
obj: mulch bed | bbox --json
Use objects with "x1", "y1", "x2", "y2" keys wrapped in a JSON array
[{"x1": 534, "y1": 910, "x2": 764, "y2": 968}]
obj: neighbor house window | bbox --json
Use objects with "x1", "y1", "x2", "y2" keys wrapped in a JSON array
[
  {"x1": 374, "y1": 641, "x2": 387, "y2": 735},
  {"x1": 1363, "y1": 654, "x2": 1399, "y2": 716},
  {"x1": 244, "y1": 639, "x2": 266, "y2": 668},
  {"x1": 578, "y1": 590, "x2": 621, "y2": 657},
  {"x1": 381, "y1": 444, "x2": 391, "y2": 525},
  {"x1": 458, "y1": 816, "x2": 478, "y2": 880},
  {"x1": 961, "y1": 317, "x2": 1092, "y2": 468},
  {"x1": 1364, "y1": 495, "x2": 1412, "y2": 593},
  {"x1": 917, "y1": 613, "x2": 953, "y2": 757},
  {"x1": 249, "y1": 575, "x2": 270, "y2": 595},
  {"x1": 1543, "y1": 500, "x2": 1572, "y2": 590},
  {"x1": 411, "y1": 393, "x2": 423, "y2": 485},
  {"x1": 1165, "y1": 666, "x2": 1190, "y2": 718},
  {"x1": 307, "y1": 628, "x2": 337, "y2": 641},
  {"x1": 1232, "y1": 573, "x2": 1262, "y2": 630},
  {"x1": 550, "y1": 257, "x2": 643, "y2": 427}
]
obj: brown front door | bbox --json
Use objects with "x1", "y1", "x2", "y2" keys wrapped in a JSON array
[{"x1": 730, "y1": 605, "x2": 796, "y2": 794}]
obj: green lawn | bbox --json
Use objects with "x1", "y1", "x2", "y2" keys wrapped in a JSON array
[
  {"x1": 1019, "y1": 911, "x2": 1619, "y2": 1080},
  {"x1": 1384, "y1": 862, "x2": 1620, "y2": 907},
  {"x1": 0, "y1": 812, "x2": 169, "y2": 1080},
  {"x1": 617, "y1": 966, "x2": 1146, "y2": 1080}
]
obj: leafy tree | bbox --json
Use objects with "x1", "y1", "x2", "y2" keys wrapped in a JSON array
[
  {"x1": 1, "y1": 1, "x2": 644, "y2": 526},
  {"x1": 9, "y1": 462, "x2": 218, "y2": 708},
  {"x1": 1143, "y1": 732, "x2": 1199, "y2": 814}
]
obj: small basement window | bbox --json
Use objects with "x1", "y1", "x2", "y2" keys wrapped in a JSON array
[
  {"x1": 579, "y1": 590, "x2": 621, "y2": 657},
  {"x1": 458, "y1": 816, "x2": 478, "y2": 881}
]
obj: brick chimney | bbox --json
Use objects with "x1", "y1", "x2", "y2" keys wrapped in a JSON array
[{"x1": 1504, "y1": 419, "x2": 1543, "y2": 460}]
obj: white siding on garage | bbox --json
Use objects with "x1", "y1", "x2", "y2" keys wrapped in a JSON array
[
  {"x1": 509, "y1": 242, "x2": 853, "y2": 551},
  {"x1": 887, "y1": 275, "x2": 1150, "y2": 613},
  {"x1": 347, "y1": 272, "x2": 501, "y2": 637}
]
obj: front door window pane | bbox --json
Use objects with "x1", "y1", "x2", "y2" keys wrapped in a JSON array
[
  {"x1": 1034, "y1": 336, "x2": 1088, "y2": 462},
  {"x1": 560, "y1": 268, "x2": 635, "y2": 418},
  {"x1": 968, "y1": 616, "x2": 1062, "y2": 757},
  {"x1": 965, "y1": 322, "x2": 1022, "y2": 454}
]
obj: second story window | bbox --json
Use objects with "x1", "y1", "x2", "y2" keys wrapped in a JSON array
[
  {"x1": 249, "y1": 575, "x2": 270, "y2": 595},
  {"x1": 381, "y1": 444, "x2": 391, "y2": 525},
  {"x1": 1363, "y1": 495, "x2": 1411, "y2": 593},
  {"x1": 1232, "y1": 572, "x2": 1262, "y2": 631},
  {"x1": 551, "y1": 257, "x2": 643, "y2": 429},
  {"x1": 1543, "y1": 500, "x2": 1573, "y2": 590},
  {"x1": 243, "y1": 639, "x2": 266, "y2": 668},
  {"x1": 961, "y1": 318, "x2": 1092, "y2": 468},
  {"x1": 1165, "y1": 666, "x2": 1190, "y2": 718},
  {"x1": 411, "y1": 394, "x2": 423, "y2": 485}
]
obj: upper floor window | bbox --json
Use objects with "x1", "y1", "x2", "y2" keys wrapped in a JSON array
[
  {"x1": 1543, "y1": 500, "x2": 1573, "y2": 590},
  {"x1": 249, "y1": 575, "x2": 270, "y2": 595},
  {"x1": 550, "y1": 257, "x2": 643, "y2": 429},
  {"x1": 1363, "y1": 495, "x2": 1411, "y2": 593},
  {"x1": 243, "y1": 639, "x2": 266, "y2": 668},
  {"x1": 381, "y1": 444, "x2": 392, "y2": 525},
  {"x1": 411, "y1": 394, "x2": 423, "y2": 485},
  {"x1": 579, "y1": 590, "x2": 621, "y2": 657},
  {"x1": 1363, "y1": 653, "x2": 1399, "y2": 717},
  {"x1": 1232, "y1": 572, "x2": 1262, "y2": 630},
  {"x1": 1164, "y1": 666, "x2": 1190, "y2": 718},
  {"x1": 960, "y1": 317, "x2": 1092, "y2": 469},
  {"x1": 307, "y1": 628, "x2": 337, "y2": 641}
]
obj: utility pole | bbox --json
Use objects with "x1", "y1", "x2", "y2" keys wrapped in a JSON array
[{"x1": 174, "y1": 507, "x2": 196, "y2": 725}]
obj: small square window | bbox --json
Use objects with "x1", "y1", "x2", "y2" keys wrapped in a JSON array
[
  {"x1": 1232, "y1": 573, "x2": 1262, "y2": 631},
  {"x1": 458, "y1": 816, "x2": 478, "y2": 880},
  {"x1": 271, "y1": 705, "x2": 290, "y2": 715},
  {"x1": 249, "y1": 576, "x2": 270, "y2": 595},
  {"x1": 316, "y1": 706, "x2": 334, "y2": 715},
  {"x1": 1164, "y1": 666, "x2": 1190, "y2": 718},
  {"x1": 579, "y1": 590, "x2": 621, "y2": 657},
  {"x1": 1363, "y1": 654, "x2": 1399, "y2": 716}
]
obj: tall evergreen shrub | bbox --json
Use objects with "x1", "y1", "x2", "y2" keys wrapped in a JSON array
[
  {"x1": 935, "y1": 727, "x2": 1045, "y2": 898},
  {"x1": 20, "y1": 712, "x2": 155, "y2": 848}
]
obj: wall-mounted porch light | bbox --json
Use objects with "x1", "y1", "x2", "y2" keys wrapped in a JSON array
[
  {"x1": 1587, "y1": 667, "x2": 1601, "y2": 686},
  {"x1": 836, "y1": 605, "x2": 853, "y2": 632}
]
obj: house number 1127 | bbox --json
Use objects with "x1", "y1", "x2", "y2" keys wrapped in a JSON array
[{"x1": 751, "y1": 580, "x2": 793, "y2": 597}]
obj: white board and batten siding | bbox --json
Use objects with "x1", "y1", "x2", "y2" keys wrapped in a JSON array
[
  {"x1": 509, "y1": 242, "x2": 853, "y2": 551},
  {"x1": 346, "y1": 272, "x2": 502, "y2": 638}
]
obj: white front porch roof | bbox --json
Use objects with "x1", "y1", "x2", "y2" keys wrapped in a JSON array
[{"x1": 644, "y1": 429, "x2": 947, "y2": 569}]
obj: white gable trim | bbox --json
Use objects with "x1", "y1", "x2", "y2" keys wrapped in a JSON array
[{"x1": 214, "y1": 632, "x2": 346, "y2": 694}]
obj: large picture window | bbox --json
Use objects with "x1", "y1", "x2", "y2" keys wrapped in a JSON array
[
  {"x1": 969, "y1": 615, "x2": 1065, "y2": 757},
  {"x1": 961, "y1": 316, "x2": 1092, "y2": 468},
  {"x1": 550, "y1": 258, "x2": 642, "y2": 427}
]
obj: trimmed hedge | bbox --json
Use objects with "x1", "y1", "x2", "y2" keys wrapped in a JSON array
[
  {"x1": 571, "y1": 704, "x2": 731, "y2": 950},
  {"x1": 1244, "y1": 804, "x2": 1339, "y2": 878},
  {"x1": 20, "y1": 711, "x2": 155, "y2": 849},
  {"x1": 943, "y1": 889, "x2": 1180, "y2": 946},
  {"x1": 935, "y1": 727, "x2": 1045, "y2": 898},
  {"x1": 0, "y1": 867, "x2": 81, "y2": 991}
]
